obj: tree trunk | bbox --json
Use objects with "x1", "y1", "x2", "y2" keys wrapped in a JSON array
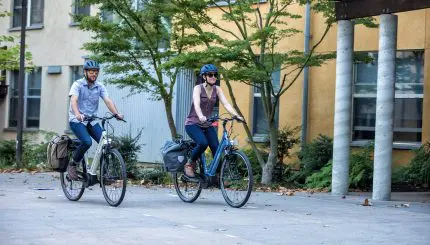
[
  {"x1": 261, "y1": 122, "x2": 278, "y2": 185},
  {"x1": 163, "y1": 96, "x2": 177, "y2": 139},
  {"x1": 224, "y1": 79, "x2": 266, "y2": 168}
]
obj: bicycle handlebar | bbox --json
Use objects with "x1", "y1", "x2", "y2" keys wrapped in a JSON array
[
  {"x1": 83, "y1": 114, "x2": 127, "y2": 123},
  {"x1": 206, "y1": 115, "x2": 246, "y2": 124}
]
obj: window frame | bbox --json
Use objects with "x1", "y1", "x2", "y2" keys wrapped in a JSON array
[
  {"x1": 8, "y1": 67, "x2": 42, "y2": 129},
  {"x1": 70, "y1": 0, "x2": 90, "y2": 26},
  {"x1": 351, "y1": 50, "x2": 424, "y2": 148},
  {"x1": 11, "y1": 0, "x2": 44, "y2": 29},
  {"x1": 252, "y1": 68, "x2": 280, "y2": 141}
]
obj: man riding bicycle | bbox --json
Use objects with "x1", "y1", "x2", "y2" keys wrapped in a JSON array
[{"x1": 67, "y1": 59, "x2": 124, "y2": 180}]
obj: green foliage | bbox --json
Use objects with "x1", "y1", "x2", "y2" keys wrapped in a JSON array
[
  {"x1": 304, "y1": 143, "x2": 374, "y2": 190},
  {"x1": 23, "y1": 131, "x2": 57, "y2": 168},
  {"x1": 394, "y1": 142, "x2": 430, "y2": 188},
  {"x1": 0, "y1": 140, "x2": 15, "y2": 167},
  {"x1": 112, "y1": 129, "x2": 144, "y2": 179},
  {"x1": 138, "y1": 166, "x2": 169, "y2": 185},
  {"x1": 349, "y1": 143, "x2": 373, "y2": 190},
  {"x1": 77, "y1": 0, "x2": 192, "y2": 138},
  {"x1": 305, "y1": 160, "x2": 332, "y2": 189},
  {"x1": 0, "y1": 1, "x2": 32, "y2": 73},
  {"x1": 298, "y1": 134, "x2": 333, "y2": 174},
  {"x1": 241, "y1": 147, "x2": 268, "y2": 183},
  {"x1": 0, "y1": 131, "x2": 56, "y2": 169},
  {"x1": 265, "y1": 126, "x2": 300, "y2": 183},
  {"x1": 273, "y1": 126, "x2": 300, "y2": 162}
]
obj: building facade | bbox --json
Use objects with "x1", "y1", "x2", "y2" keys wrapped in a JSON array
[{"x1": 0, "y1": 0, "x2": 177, "y2": 162}]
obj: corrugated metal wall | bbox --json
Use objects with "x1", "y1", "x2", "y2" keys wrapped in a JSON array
[
  {"x1": 92, "y1": 69, "x2": 176, "y2": 163},
  {"x1": 175, "y1": 69, "x2": 196, "y2": 140},
  {"x1": 87, "y1": 68, "x2": 195, "y2": 163}
]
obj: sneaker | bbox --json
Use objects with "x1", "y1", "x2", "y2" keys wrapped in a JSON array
[{"x1": 67, "y1": 164, "x2": 79, "y2": 181}]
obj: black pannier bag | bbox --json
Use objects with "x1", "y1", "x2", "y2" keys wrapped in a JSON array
[{"x1": 160, "y1": 141, "x2": 188, "y2": 172}]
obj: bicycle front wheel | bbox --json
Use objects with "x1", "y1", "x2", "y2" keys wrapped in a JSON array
[
  {"x1": 220, "y1": 150, "x2": 253, "y2": 208},
  {"x1": 60, "y1": 159, "x2": 85, "y2": 201},
  {"x1": 101, "y1": 148, "x2": 127, "y2": 207}
]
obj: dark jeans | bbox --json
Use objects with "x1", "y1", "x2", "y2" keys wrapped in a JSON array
[
  {"x1": 69, "y1": 122, "x2": 103, "y2": 163},
  {"x1": 185, "y1": 124, "x2": 219, "y2": 162}
]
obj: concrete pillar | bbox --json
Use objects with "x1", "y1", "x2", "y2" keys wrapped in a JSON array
[
  {"x1": 332, "y1": 20, "x2": 354, "y2": 196},
  {"x1": 373, "y1": 14, "x2": 398, "y2": 201}
]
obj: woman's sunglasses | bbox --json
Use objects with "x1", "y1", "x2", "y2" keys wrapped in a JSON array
[{"x1": 206, "y1": 73, "x2": 218, "y2": 78}]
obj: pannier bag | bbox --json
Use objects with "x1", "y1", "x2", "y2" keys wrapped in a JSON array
[
  {"x1": 46, "y1": 135, "x2": 70, "y2": 172},
  {"x1": 160, "y1": 141, "x2": 187, "y2": 172}
]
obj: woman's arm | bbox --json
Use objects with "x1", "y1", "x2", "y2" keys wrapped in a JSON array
[
  {"x1": 193, "y1": 85, "x2": 206, "y2": 122},
  {"x1": 216, "y1": 86, "x2": 240, "y2": 117}
]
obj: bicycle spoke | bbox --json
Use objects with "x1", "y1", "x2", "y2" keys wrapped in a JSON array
[{"x1": 220, "y1": 151, "x2": 253, "y2": 208}]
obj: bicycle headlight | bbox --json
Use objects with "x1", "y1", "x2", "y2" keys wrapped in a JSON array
[{"x1": 230, "y1": 139, "x2": 238, "y2": 146}]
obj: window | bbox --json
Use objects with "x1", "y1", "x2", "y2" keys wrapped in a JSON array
[
  {"x1": 9, "y1": 67, "x2": 42, "y2": 128},
  {"x1": 252, "y1": 69, "x2": 280, "y2": 136},
  {"x1": 72, "y1": 0, "x2": 90, "y2": 17},
  {"x1": 352, "y1": 51, "x2": 424, "y2": 143},
  {"x1": 12, "y1": 0, "x2": 44, "y2": 28},
  {"x1": 71, "y1": 65, "x2": 83, "y2": 83}
]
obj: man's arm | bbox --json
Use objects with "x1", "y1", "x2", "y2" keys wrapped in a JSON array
[
  {"x1": 70, "y1": 95, "x2": 84, "y2": 121},
  {"x1": 102, "y1": 96, "x2": 123, "y2": 120}
]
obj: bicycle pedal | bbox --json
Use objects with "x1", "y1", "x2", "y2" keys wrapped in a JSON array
[{"x1": 182, "y1": 174, "x2": 200, "y2": 183}]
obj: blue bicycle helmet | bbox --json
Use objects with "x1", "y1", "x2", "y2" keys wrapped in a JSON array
[
  {"x1": 83, "y1": 60, "x2": 100, "y2": 70},
  {"x1": 199, "y1": 64, "x2": 218, "y2": 76}
]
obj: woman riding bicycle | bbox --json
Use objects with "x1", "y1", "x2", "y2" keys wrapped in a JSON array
[{"x1": 184, "y1": 64, "x2": 243, "y2": 178}]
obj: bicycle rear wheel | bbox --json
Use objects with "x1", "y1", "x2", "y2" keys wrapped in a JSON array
[
  {"x1": 60, "y1": 158, "x2": 85, "y2": 201},
  {"x1": 173, "y1": 160, "x2": 202, "y2": 203},
  {"x1": 101, "y1": 148, "x2": 127, "y2": 207},
  {"x1": 220, "y1": 150, "x2": 253, "y2": 208}
]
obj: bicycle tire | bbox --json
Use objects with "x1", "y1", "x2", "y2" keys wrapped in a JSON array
[
  {"x1": 60, "y1": 158, "x2": 85, "y2": 201},
  {"x1": 101, "y1": 148, "x2": 127, "y2": 207},
  {"x1": 173, "y1": 160, "x2": 202, "y2": 203},
  {"x1": 220, "y1": 150, "x2": 253, "y2": 208}
]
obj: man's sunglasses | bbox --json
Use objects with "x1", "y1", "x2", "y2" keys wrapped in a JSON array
[{"x1": 206, "y1": 73, "x2": 218, "y2": 78}]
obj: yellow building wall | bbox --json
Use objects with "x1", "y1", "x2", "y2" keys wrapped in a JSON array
[{"x1": 214, "y1": 4, "x2": 429, "y2": 166}]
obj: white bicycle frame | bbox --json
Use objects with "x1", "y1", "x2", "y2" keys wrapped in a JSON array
[{"x1": 83, "y1": 130, "x2": 111, "y2": 176}]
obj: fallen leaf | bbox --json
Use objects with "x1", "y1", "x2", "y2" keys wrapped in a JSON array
[
  {"x1": 361, "y1": 198, "x2": 372, "y2": 206},
  {"x1": 394, "y1": 203, "x2": 411, "y2": 208},
  {"x1": 31, "y1": 171, "x2": 38, "y2": 175},
  {"x1": 38, "y1": 196, "x2": 47, "y2": 199}
]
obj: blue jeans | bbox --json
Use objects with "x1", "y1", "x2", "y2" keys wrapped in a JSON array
[
  {"x1": 185, "y1": 124, "x2": 219, "y2": 162},
  {"x1": 69, "y1": 122, "x2": 103, "y2": 163}
]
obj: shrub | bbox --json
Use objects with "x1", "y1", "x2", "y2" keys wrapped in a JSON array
[
  {"x1": 394, "y1": 141, "x2": 430, "y2": 188},
  {"x1": 304, "y1": 143, "x2": 374, "y2": 190},
  {"x1": 0, "y1": 140, "x2": 16, "y2": 167},
  {"x1": 298, "y1": 134, "x2": 333, "y2": 174},
  {"x1": 305, "y1": 160, "x2": 332, "y2": 189},
  {"x1": 112, "y1": 129, "x2": 144, "y2": 179},
  {"x1": 349, "y1": 143, "x2": 373, "y2": 190},
  {"x1": 266, "y1": 126, "x2": 301, "y2": 183},
  {"x1": 0, "y1": 131, "x2": 56, "y2": 169},
  {"x1": 138, "y1": 166, "x2": 169, "y2": 185},
  {"x1": 241, "y1": 147, "x2": 268, "y2": 183}
]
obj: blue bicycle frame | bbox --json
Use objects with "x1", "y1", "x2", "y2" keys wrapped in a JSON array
[{"x1": 199, "y1": 122, "x2": 234, "y2": 177}]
